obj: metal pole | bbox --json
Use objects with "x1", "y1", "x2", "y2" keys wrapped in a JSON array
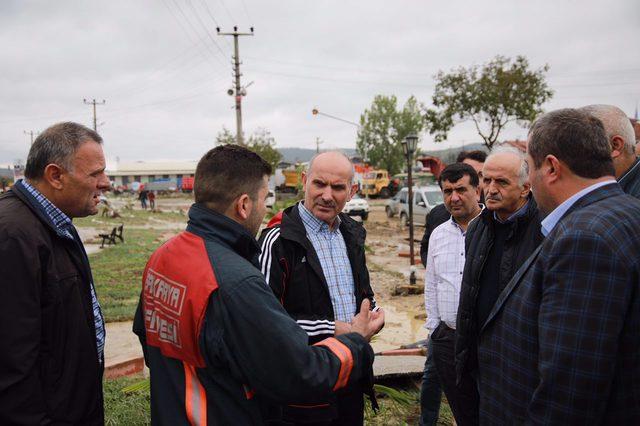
[
  {"x1": 93, "y1": 101, "x2": 98, "y2": 132},
  {"x1": 407, "y1": 152, "x2": 416, "y2": 284},
  {"x1": 233, "y1": 34, "x2": 243, "y2": 145}
]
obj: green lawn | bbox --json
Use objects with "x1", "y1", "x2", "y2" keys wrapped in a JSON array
[
  {"x1": 79, "y1": 208, "x2": 187, "y2": 322},
  {"x1": 104, "y1": 375, "x2": 150, "y2": 426},
  {"x1": 104, "y1": 375, "x2": 454, "y2": 425},
  {"x1": 90, "y1": 228, "x2": 175, "y2": 322}
]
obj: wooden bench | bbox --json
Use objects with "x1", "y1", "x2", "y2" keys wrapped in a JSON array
[{"x1": 99, "y1": 224, "x2": 124, "y2": 248}]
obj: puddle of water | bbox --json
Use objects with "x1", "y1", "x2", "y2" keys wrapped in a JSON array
[{"x1": 371, "y1": 303, "x2": 428, "y2": 352}]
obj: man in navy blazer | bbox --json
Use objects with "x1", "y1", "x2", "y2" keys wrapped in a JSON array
[{"x1": 477, "y1": 108, "x2": 640, "y2": 424}]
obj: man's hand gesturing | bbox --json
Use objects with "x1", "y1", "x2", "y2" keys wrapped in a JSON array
[{"x1": 350, "y1": 299, "x2": 385, "y2": 342}]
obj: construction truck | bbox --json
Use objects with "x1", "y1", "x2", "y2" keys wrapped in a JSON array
[
  {"x1": 276, "y1": 164, "x2": 307, "y2": 193},
  {"x1": 361, "y1": 169, "x2": 393, "y2": 198}
]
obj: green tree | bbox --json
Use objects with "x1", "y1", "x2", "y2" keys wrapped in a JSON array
[
  {"x1": 356, "y1": 95, "x2": 424, "y2": 175},
  {"x1": 215, "y1": 126, "x2": 282, "y2": 172},
  {"x1": 424, "y1": 55, "x2": 553, "y2": 150},
  {"x1": 215, "y1": 126, "x2": 236, "y2": 145},
  {"x1": 246, "y1": 128, "x2": 282, "y2": 172}
]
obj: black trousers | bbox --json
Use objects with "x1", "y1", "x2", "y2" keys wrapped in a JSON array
[{"x1": 430, "y1": 323, "x2": 479, "y2": 426}]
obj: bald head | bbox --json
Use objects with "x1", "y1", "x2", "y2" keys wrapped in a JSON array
[
  {"x1": 581, "y1": 104, "x2": 637, "y2": 177},
  {"x1": 303, "y1": 151, "x2": 357, "y2": 226},
  {"x1": 307, "y1": 151, "x2": 355, "y2": 185}
]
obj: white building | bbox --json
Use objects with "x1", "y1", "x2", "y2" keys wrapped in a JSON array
[{"x1": 106, "y1": 160, "x2": 197, "y2": 187}]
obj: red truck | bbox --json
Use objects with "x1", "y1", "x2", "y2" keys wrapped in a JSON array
[{"x1": 181, "y1": 177, "x2": 194, "y2": 193}]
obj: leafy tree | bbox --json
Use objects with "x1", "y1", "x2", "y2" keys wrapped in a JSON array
[
  {"x1": 215, "y1": 126, "x2": 282, "y2": 172},
  {"x1": 424, "y1": 55, "x2": 553, "y2": 150},
  {"x1": 246, "y1": 128, "x2": 282, "y2": 172},
  {"x1": 215, "y1": 127, "x2": 236, "y2": 145},
  {"x1": 356, "y1": 95, "x2": 424, "y2": 175}
]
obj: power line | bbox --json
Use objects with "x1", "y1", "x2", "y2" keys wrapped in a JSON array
[
  {"x1": 239, "y1": 0, "x2": 253, "y2": 25},
  {"x1": 216, "y1": 0, "x2": 236, "y2": 24},
  {"x1": 106, "y1": 39, "x2": 214, "y2": 98},
  {"x1": 162, "y1": 0, "x2": 226, "y2": 67},
  {"x1": 196, "y1": 0, "x2": 232, "y2": 49},
  {"x1": 184, "y1": 0, "x2": 230, "y2": 58}
]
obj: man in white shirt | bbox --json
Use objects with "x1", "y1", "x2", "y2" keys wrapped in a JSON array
[{"x1": 423, "y1": 163, "x2": 482, "y2": 426}]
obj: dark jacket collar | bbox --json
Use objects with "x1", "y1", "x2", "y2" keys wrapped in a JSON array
[
  {"x1": 9, "y1": 181, "x2": 64, "y2": 237},
  {"x1": 186, "y1": 203, "x2": 261, "y2": 261},
  {"x1": 479, "y1": 194, "x2": 538, "y2": 227},
  {"x1": 618, "y1": 157, "x2": 640, "y2": 190}
]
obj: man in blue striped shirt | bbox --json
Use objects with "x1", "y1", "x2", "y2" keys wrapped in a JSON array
[
  {"x1": 0, "y1": 122, "x2": 110, "y2": 424},
  {"x1": 259, "y1": 151, "x2": 378, "y2": 425}
]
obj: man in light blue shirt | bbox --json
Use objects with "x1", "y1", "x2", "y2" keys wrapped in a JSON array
[{"x1": 259, "y1": 151, "x2": 379, "y2": 425}]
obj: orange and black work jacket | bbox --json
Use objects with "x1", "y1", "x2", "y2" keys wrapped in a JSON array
[{"x1": 133, "y1": 203, "x2": 375, "y2": 425}]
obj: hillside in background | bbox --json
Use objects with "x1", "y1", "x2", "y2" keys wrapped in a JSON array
[
  {"x1": 420, "y1": 143, "x2": 487, "y2": 163},
  {"x1": 277, "y1": 143, "x2": 487, "y2": 165},
  {"x1": 278, "y1": 147, "x2": 357, "y2": 163}
]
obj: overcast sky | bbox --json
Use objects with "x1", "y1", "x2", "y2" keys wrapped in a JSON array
[{"x1": 1, "y1": 0, "x2": 639, "y2": 165}]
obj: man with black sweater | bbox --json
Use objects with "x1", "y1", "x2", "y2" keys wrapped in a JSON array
[{"x1": 454, "y1": 146, "x2": 543, "y2": 421}]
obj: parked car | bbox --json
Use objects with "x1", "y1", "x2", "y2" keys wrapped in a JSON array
[
  {"x1": 265, "y1": 189, "x2": 276, "y2": 209},
  {"x1": 385, "y1": 191, "x2": 403, "y2": 218},
  {"x1": 397, "y1": 186, "x2": 444, "y2": 227},
  {"x1": 343, "y1": 194, "x2": 370, "y2": 220}
]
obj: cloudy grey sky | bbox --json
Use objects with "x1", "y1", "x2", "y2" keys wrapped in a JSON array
[{"x1": 1, "y1": 0, "x2": 639, "y2": 165}]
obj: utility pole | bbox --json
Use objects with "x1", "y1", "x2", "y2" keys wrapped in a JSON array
[
  {"x1": 315, "y1": 137, "x2": 323, "y2": 153},
  {"x1": 83, "y1": 98, "x2": 106, "y2": 132},
  {"x1": 217, "y1": 26, "x2": 254, "y2": 146},
  {"x1": 23, "y1": 130, "x2": 38, "y2": 145}
]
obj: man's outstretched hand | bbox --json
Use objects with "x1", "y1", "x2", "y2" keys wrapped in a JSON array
[{"x1": 350, "y1": 299, "x2": 385, "y2": 342}]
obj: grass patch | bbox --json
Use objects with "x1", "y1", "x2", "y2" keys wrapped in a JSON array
[
  {"x1": 364, "y1": 386, "x2": 454, "y2": 425},
  {"x1": 91, "y1": 228, "x2": 175, "y2": 322},
  {"x1": 74, "y1": 208, "x2": 187, "y2": 228},
  {"x1": 105, "y1": 376, "x2": 454, "y2": 425},
  {"x1": 104, "y1": 374, "x2": 150, "y2": 426}
]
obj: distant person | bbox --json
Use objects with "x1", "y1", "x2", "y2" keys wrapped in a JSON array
[
  {"x1": 139, "y1": 188, "x2": 148, "y2": 209},
  {"x1": 259, "y1": 151, "x2": 377, "y2": 425},
  {"x1": 148, "y1": 190, "x2": 156, "y2": 210},
  {"x1": 133, "y1": 145, "x2": 384, "y2": 425},
  {"x1": 418, "y1": 150, "x2": 486, "y2": 426},
  {"x1": 0, "y1": 122, "x2": 109, "y2": 424},
  {"x1": 478, "y1": 108, "x2": 640, "y2": 423},
  {"x1": 455, "y1": 146, "x2": 543, "y2": 420},
  {"x1": 581, "y1": 104, "x2": 640, "y2": 198},
  {"x1": 423, "y1": 163, "x2": 482, "y2": 426}
]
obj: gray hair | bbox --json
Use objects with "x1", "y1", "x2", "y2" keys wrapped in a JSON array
[
  {"x1": 25, "y1": 122, "x2": 103, "y2": 180},
  {"x1": 580, "y1": 104, "x2": 636, "y2": 155},
  {"x1": 487, "y1": 144, "x2": 529, "y2": 187},
  {"x1": 307, "y1": 150, "x2": 355, "y2": 185}
]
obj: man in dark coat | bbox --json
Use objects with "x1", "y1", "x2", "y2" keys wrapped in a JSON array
[
  {"x1": 134, "y1": 145, "x2": 385, "y2": 425},
  {"x1": 259, "y1": 151, "x2": 376, "y2": 425},
  {"x1": 478, "y1": 108, "x2": 640, "y2": 424},
  {"x1": 454, "y1": 146, "x2": 544, "y2": 422},
  {"x1": 0, "y1": 122, "x2": 110, "y2": 425}
]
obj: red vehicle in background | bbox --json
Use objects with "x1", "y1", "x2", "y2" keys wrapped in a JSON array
[
  {"x1": 415, "y1": 156, "x2": 446, "y2": 180},
  {"x1": 181, "y1": 176, "x2": 194, "y2": 193}
]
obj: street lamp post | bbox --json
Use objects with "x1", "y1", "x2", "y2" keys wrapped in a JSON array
[{"x1": 402, "y1": 134, "x2": 418, "y2": 285}]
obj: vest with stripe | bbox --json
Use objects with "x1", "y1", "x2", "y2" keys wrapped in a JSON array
[{"x1": 133, "y1": 203, "x2": 375, "y2": 425}]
